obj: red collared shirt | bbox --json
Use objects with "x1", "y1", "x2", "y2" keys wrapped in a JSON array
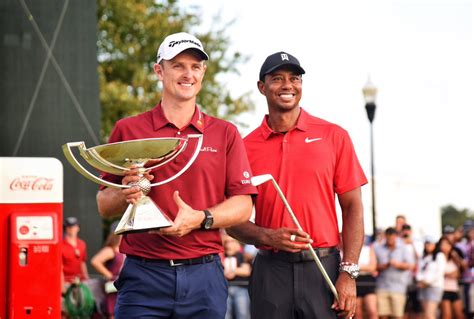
[
  {"x1": 62, "y1": 238, "x2": 87, "y2": 282},
  {"x1": 101, "y1": 103, "x2": 257, "y2": 259},
  {"x1": 244, "y1": 108, "x2": 367, "y2": 248}
]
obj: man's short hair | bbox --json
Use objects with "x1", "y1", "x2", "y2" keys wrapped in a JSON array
[
  {"x1": 385, "y1": 227, "x2": 397, "y2": 236},
  {"x1": 401, "y1": 224, "x2": 411, "y2": 231}
]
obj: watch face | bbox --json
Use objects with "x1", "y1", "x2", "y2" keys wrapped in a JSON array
[
  {"x1": 341, "y1": 264, "x2": 360, "y2": 279},
  {"x1": 202, "y1": 210, "x2": 213, "y2": 230},
  {"x1": 204, "y1": 219, "x2": 213, "y2": 229}
]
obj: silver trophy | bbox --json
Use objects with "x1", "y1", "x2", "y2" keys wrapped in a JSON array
[{"x1": 62, "y1": 134, "x2": 203, "y2": 234}]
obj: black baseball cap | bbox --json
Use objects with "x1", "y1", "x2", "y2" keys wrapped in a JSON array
[
  {"x1": 259, "y1": 51, "x2": 305, "y2": 81},
  {"x1": 64, "y1": 216, "x2": 79, "y2": 227}
]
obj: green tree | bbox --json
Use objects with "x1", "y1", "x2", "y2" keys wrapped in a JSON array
[
  {"x1": 441, "y1": 204, "x2": 473, "y2": 230},
  {"x1": 97, "y1": 0, "x2": 254, "y2": 142}
]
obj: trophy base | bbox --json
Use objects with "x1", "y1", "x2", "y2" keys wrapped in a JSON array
[{"x1": 114, "y1": 196, "x2": 173, "y2": 235}]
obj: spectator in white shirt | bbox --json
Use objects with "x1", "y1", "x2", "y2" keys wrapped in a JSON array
[{"x1": 416, "y1": 236, "x2": 447, "y2": 319}]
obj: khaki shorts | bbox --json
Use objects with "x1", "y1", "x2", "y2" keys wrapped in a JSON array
[{"x1": 376, "y1": 290, "x2": 407, "y2": 317}]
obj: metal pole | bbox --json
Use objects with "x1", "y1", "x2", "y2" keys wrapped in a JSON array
[
  {"x1": 365, "y1": 101, "x2": 377, "y2": 240},
  {"x1": 370, "y1": 121, "x2": 377, "y2": 240}
]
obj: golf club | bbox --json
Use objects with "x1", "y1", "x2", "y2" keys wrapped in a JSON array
[{"x1": 251, "y1": 174, "x2": 339, "y2": 302}]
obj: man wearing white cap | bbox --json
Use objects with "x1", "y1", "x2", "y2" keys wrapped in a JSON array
[{"x1": 97, "y1": 32, "x2": 256, "y2": 318}]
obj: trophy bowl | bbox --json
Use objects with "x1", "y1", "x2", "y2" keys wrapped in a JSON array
[{"x1": 62, "y1": 134, "x2": 203, "y2": 235}]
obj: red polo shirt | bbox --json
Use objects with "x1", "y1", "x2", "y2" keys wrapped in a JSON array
[
  {"x1": 101, "y1": 103, "x2": 257, "y2": 259},
  {"x1": 244, "y1": 108, "x2": 367, "y2": 248},
  {"x1": 62, "y1": 238, "x2": 87, "y2": 282}
]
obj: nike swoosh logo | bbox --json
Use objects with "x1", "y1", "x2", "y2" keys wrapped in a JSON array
[{"x1": 305, "y1": 137, "x2": 322, "y2": 143}]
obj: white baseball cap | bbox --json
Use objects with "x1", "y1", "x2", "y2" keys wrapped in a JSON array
[{"x1": 157, "y1": 32, "x2": 209, "y2": 63}]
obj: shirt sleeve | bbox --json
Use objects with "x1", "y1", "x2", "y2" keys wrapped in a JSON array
[
  {"x1": 224, "y1": 125, "x2": 258, "y2": 197},
  {"x1": 333, "y1": 129, "x2": 368, "y2": 194}
]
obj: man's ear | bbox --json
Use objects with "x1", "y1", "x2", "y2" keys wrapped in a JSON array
[
  {"x1": 257, "y1": 80, "x2": 266, "y2": 95},
  {"x1": 201, "y1": 63, "x2": 207, "y2": 79},
  {"x1": 154, "y1": 63, "x2": 164, "y2": 81}
]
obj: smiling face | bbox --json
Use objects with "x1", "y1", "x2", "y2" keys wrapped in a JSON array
[
  {"x1": 154, "y1": 49, "x2": 206, "y2": 104},
  {"x1": 258, "y1": 66, "x2": 302, "y2": 113}
]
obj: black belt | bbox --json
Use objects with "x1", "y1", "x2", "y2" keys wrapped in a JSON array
[
  {"x1": 127, "y1": 254, "x2": 216, "y2": 267},
  {"x1": 258, "y1": 247, "x2": 338, "y2": 262}
]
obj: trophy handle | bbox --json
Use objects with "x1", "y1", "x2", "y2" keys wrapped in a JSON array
[
  {"x1": 62, "y1": 142, "x2": 127, "y2": 189},
  {"x1": 150, "y1": 134, "x2": 203, "y2": 187}
]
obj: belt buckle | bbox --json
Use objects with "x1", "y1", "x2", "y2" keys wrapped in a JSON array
[{"x1": 169, "y1": 259, "x2": 185, "y2": 267}]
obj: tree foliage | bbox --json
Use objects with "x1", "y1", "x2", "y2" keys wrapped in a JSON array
[
  {"x1": 97, "y1": 0, "x2": 254, "y2": 142},
  {"x1": 441, "y1": 204, "x2": 473, "y2": 230}
]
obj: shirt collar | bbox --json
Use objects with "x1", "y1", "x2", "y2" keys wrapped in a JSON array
[
  {"x1": 259, "y1": 107, "x2": 308, "y2": 140},
  {"x1": 152, "y1": 101, "x2": 205, "y2": 133}
]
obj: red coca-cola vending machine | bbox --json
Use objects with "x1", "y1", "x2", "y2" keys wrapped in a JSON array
[{"x1": 0, "y1": 157, "x2": 63, "y2": 319}]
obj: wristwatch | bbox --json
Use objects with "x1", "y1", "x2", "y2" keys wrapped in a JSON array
[
  {"x1": 339, "y1": 262, "x2": 360, "y2": 279},
  {"x1": 201, "y1": 209, "x2": 214, "y2": 230}
]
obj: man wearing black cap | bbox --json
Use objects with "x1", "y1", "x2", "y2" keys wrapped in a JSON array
[{"x1": 229, "y1": 52, "x2": 367, "y2": 318}]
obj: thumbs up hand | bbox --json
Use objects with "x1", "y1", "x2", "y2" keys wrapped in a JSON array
[{"x1": 157, "y1": 191, "x2": 204, "y2": 237}]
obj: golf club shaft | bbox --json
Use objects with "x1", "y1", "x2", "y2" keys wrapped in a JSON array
[{"x1": 271, "y1": 179, "x2": 340, "y2": 302}]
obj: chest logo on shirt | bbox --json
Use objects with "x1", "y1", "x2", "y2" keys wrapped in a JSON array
[
  {"x1": 305, "y1": 137, "x2": 323, "y2": 143},
  {"x1": 200, "y1": 146, "x2": 217, "y2": 153}
]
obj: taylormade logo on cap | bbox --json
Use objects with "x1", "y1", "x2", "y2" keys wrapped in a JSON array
[
  {"x1": 157, "y1": 32, "x2": 209, "y2": 63},
  {"x1": 169, "y1": 39, "x2": 201, "y2": 48}
]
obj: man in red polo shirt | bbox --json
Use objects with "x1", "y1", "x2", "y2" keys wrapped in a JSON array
[
  {"x1": 228, "y1": 52, "x2": 367, "y2": 319},
  {"x1": 96, "y1": 32, "x2": 256, "y2": 319},
  {"x1": 62, "y1": 217, "x2": 89, "y2": 286}
]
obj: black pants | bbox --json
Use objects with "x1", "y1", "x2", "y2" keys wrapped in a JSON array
[{"x1": 249, "y1": 250, "x2": 340, "y2": 319}]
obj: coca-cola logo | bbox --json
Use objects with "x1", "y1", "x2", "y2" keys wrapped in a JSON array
[{"x1": 10, "y1": 176, "x2": 54, "y2": 191}]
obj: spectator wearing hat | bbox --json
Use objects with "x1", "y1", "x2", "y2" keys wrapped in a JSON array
[
  {"x1": 444, "y1": 225, "x2": 468, "y2": 276},
  {"x1": 96, "y1": 31, "x2": 256, "y2": 319},
  {"x1": 62, "y1": 217, "x2": 89, "y2": 289},
  {"x1": 228, "y1": 51, "x2": 367, "y2": 319},
  {"x1": 416, "y1": 236, "x2": 447, "y2": 319}
]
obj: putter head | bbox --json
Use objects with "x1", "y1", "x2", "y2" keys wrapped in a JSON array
[{"x1": 250, "y1": 174, "x2": 274, "y2": 186}]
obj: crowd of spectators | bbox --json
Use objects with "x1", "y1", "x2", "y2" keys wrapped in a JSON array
[
  {"x1": 356, "y1": 215, "x2": 474, "y2": 319},
  {"x1": 61, "y1": 215, "x2": 473, "y2": 319}
]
